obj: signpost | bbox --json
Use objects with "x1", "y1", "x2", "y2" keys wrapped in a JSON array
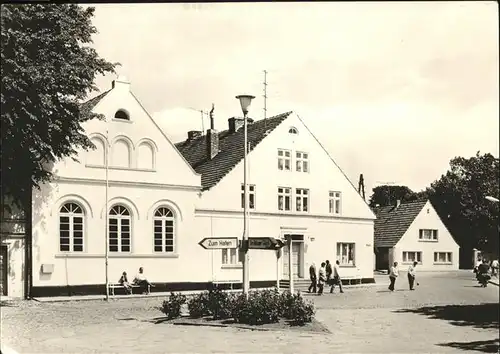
[
  {"x1": 248, "y1": 237, "x2": 285, "y2": 250},
  {"x1": 198, "y1": 237, "x2": 239, "y2": 250}
]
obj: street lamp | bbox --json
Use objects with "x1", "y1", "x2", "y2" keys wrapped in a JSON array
[
  {"x1": 485, "y1": 196, "x2": 499, "y2": 203},
  {"x1": 236, "y1": 94, "x2": 255, "y2": 296}
]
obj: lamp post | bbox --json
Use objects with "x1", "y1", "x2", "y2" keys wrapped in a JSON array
[
  {"x1": 104, "y1": 129, "x2": 110, "y2": 301},
  {"x1": 236, "y1": 94, "x2": 255, "y2": 296}
]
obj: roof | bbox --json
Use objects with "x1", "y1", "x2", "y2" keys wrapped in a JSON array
[
  {"x1": 372, "y1": 199, "x2": 428, "y2": 248},
  {"x1": 79, "y1": 90, "x2": 111, "y2": 119},
  {"x1": 175, "y1": 112, "x2": 293, "y2": 190}
]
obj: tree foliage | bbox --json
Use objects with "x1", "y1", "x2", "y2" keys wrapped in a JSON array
[
  {"x1": 369, "y1": 185, "x2": 422, "y2": 208},
  {"x1": 425, "y1": 152, "x2": 499, "y2": 253},
  {"x1": 1, "y1": 4, "x2": 117, "y2": 208}
]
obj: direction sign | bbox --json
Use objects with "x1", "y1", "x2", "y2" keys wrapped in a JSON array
[
  {"x1": 199, "y1": 237, "x2": 238, "y2": 250},
  {"x1": 248, "y1": 237, "x2": 285, "y2": 250}
]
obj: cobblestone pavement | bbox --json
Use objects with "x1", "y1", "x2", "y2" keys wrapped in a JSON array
[{"x1": 1, "y1": 271, "x2": 498, "y2": 353}]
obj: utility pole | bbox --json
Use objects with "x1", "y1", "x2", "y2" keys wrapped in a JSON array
[{"x1": 263, "y1": 70, "x2": 268, "y2": 129}]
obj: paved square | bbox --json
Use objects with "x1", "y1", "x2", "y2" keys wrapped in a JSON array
[{"x1": 1, "y1": 271, "x2": 498, "y2": 353}]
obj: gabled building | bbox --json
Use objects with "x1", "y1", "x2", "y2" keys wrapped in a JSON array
[
  {"x1": 373, "y1": 199, "x2": 460, "y2": 272},
  {"x1": 3, "y1": 77, "x2": 377, "y2": 298},
  {"x1": 176, "y1": 111, "x2": 376, "y2": 285}
]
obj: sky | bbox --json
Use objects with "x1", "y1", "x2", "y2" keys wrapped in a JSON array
[{"x1": 87, "y1": 2, "x2": 499, "y2": 197}]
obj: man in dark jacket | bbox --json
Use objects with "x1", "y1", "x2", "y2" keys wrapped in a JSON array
[
  {"x1": 308, "y1": 263, "x2": 317, "y2": 293},
  {"x1": 325, "y1": 260, "x2": 333, "y2": 292}
]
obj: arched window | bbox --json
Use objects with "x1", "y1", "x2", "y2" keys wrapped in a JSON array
[
  {"x1": 114, "y1": 109, "x2": 130, "y2": 120},
  {"x1": 288, "y1": 127, "x2": 298, "y2": 134},
  {"x1": 153, "y1": 207, "x2": 175, "y2": 253},
  {"x1": 59, "y1": 203, "x2": 84, "y2": 252},
  {"x1": 109, "y1": 205, "x2": 131, "y2": 252},
  {"x1": 137, "y1": 142, "x2": 154, "y2": 169},
  {"x1": 87, "y1": 137, "x2": 105, "y2": 166},
  {"x1": 112, "y1": 139, "x2": 131, "y2": 168}
]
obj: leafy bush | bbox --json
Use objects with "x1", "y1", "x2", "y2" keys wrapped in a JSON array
[
  {"x1": 161, "y1": 292, "x2": 187, "y2": 320},
  {"x1": 289, "y1": 294, "x2": 315, "y2": 325},
  {"x1": 187, "y1": 292, "x2": 210, "y2": 318},
  {"x1": 207, "y1": 287, "x2": 234, "y2": 320},
  {"x1": 277, "y1": 290, "x2": 315, "y2": 325},
  {"x1": 231, "y1": 289, "x2": 281, "y2": 325}
]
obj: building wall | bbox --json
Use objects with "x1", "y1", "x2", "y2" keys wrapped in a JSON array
[
  {"x1": 393, "y1": 201, "x2": 460, "y2": 271},
  {"x1": 197, "y1": 113, "x2": 375, "y2": 221},
  {"x1": 195, "y1": 211, "x2": 375, "y2": 281},
  {"x1": 31, "y1": 180, "x2": 204, "y2": 288},
  {"x1": 51, "y1": 80, "x2": 201, "y2": 189},
  {"x1": 30, "y1": 79, "x2": 206, "y2": 295},
  {"x1": 196, "y1": 113, "x2": 375, "y2": 281}
]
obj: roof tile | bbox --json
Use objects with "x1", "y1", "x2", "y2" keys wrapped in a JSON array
[
  {"x1": 176, "y1": 112, "x2": 292, "y2": 190},
  {"x1": 372, "y1": 199, "x2": 427, "y2": 248}
]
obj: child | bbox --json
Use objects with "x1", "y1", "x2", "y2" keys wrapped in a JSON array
[{"x1": 119, "y1": 271, "x2": 133, "y2": 294}]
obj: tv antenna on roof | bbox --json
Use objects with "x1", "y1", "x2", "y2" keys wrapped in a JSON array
[{"x1": 187, "y1": 107, "x2": 208, "y2": 136}]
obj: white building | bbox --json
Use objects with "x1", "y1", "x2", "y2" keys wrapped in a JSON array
[
  {"x1": 373, "y1": 199, "x2": 460, "y2": 272},
  {"x1": 3, "y1": 77, "x2": 376, "y2": 298}
]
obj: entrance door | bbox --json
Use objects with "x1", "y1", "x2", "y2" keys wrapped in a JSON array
[
  {"x1": 0, "y1": 246, "x2": 7, "y2": 296},
  {"x1": 283, "y1": 242, "x2": 302, "y2": 279}
]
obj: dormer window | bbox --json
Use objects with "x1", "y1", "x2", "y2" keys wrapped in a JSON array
[
  {"x1": 289, "y1": 127, "x2": 298, "y2": 134},
  {"x1": 114, "y1": 109, "x2": 130, "y2": 120}
]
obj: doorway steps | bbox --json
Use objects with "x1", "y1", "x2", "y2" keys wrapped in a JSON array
[{"x1": 279, "y1": 279, "x2": 311, "y2": 291}]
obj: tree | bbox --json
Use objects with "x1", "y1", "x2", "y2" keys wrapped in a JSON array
[
  {"x1": 369, "y1": 185, "x2": 422, "y2": 208},
  {"x1": 1, "y1": 4, "x2": 117, "y2": 209},
  {"x1": 425, "y1": 152, "x2": 499, "y2": 257}
]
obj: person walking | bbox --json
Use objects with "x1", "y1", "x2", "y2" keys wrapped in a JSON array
[
  {"x1": 308, "y1": 262, "x2": 317, "y2": 293},
  {"x1": 318, "y1": 262, "x2": 327, "y2": 295},
  {"x1": 325, "y1": 260, "x2": 333, "y2": 292},
  {"x1": 388, "y1": 261, "x2": 399, "y2": 292},
  {"x1": 331, "y1": 260, "x2": 344, "y2": 293},
  {"x1": 407, "y1": 261, "x2": 418, "y2": 290}
]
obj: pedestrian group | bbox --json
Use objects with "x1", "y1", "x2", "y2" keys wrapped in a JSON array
[{"x1": 308, "y1": 260, "x2": 344, "y2": 295}]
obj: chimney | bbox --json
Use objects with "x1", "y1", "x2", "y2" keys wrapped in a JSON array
[
  {"x1": 111, "y1": 75, "x2": 131, "y2": 91},
  {"x1": 206, "y1": 103, "x2": 219, "y2": 159},
  {"x1": 187, "y1": 130, "x2": 202, "y2": 141},
  {"x1": 396, "y1": 199, "x2": 401, "y2": 208},
  {"x1": 206, "y1": 129, "x2": 219, "y2": 159},
  {"x1": 228, "y1": 117, "x2": 255, "y2": 133}
]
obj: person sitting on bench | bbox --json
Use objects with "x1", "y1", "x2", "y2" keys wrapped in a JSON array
[
  {"x1": 133, "y1": 267, "x2": 154, "y2": 294},
  {"x1": 118, "y1": 271, "x2": 133, "y2": 294}
]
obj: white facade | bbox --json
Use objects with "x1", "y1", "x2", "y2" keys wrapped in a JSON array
[
  {"x1": 5, "y1": 77, "x2": 377, "y2": 297},
  {"x1": 392, "y1": 201, "x2": 460, "y2": 271},
  {"x1": 196, "y1": 113, "x2": 376, "y2": 282},
  {"x1": 30, "y1": 78, "x2": 209, "y2": 296}
]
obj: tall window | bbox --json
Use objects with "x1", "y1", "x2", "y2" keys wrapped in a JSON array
[
  {"x1": 337, "y1": 243, "x2": 355, "y2": 266},
  {"x1": 402, "y1": 251, "x2": 422, "y2": 264},
  {"x1": 296, "y1": 188, "x2": 309, "y2": 212},
  {"x1": 153, "y1": 207, "x2": 175, "y2": 253},
  {"x1": 434, "y1": 252, "x2": 452, "y2": 264},
  {"x1": 241, "y1": 184, "x2": 255, "y2": 209},
  {"x1": 278, "y1": 187, "x2": 292, "y2": 211},
  {"x1": 419, "y1": 229, "x2": 438, "y2": 241},
  {"x1": 329, "y1": 191, "x2": 341, "y2": 214},
  {"x1": 296, "y1": 152, "x2": 309, "y2": 172},
  {"x1": 59, "y1": 203, "x2": 84, "y2": 252},
  {"x1": 277, "y1": 149, "x2": 291, "y2": 171},
  {"x1": 109, "y1": 205, "x2": 131, "y2": 252},
  {"x1": 222, "y1": 248, "x2": 240, "y2": 265}
]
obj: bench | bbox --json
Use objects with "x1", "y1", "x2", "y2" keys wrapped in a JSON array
[
  {"x1": 108, "y1": 283, "x2": 151, "y2": 296},
  {"x1": 212, "y1": 280, "x2": 240, "y2": 290}
]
